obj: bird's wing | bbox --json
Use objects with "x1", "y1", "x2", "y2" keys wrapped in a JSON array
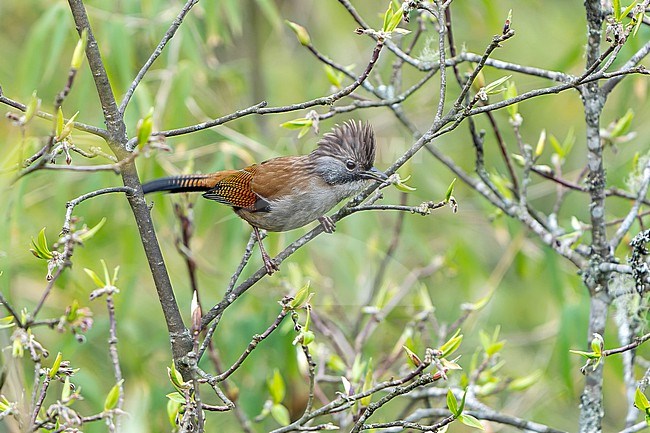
[
  {"x1": 248, "y1": 157, "x2": 307, "y2": 200},
  {"x1": 202, "y1": 166, "x2": 269, "y2": 211}
]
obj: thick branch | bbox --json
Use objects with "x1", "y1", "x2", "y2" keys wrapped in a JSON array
[{"x1": 66, "y1": 0, "x2": 194, "y2": 377}]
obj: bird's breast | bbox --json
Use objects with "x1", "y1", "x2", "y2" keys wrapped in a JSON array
[{"x1": 236, "y1": 178, "x2": 368, "y2": 232}]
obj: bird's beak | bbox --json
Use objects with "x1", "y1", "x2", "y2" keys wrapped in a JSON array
[{"x1": 360, "y1": 167, "x2": 389, "y2": 184}]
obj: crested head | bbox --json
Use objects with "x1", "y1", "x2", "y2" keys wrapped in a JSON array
[{"x1": 310, "y1": 120, "x2": 376, "y2": 171}]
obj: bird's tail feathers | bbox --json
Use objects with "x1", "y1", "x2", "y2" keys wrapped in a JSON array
[{"x1": 142, "y1": 175, "x2": 215, "y2": 194}]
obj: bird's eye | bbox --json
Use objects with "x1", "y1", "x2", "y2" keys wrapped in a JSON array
[{"x1": 345, "y1": 160, "x2": 357, "y2": 170}]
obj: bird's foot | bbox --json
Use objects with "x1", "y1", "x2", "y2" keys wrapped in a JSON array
[
  {"x1": 262, "y1": 253, "x2": 279, "y2": 275},
  {"x1": 253, "y1": 226, "x2": 279, "y2": 275},
  {"x1": 319, "y1": 216, "x2": 336, "y2": 233}
]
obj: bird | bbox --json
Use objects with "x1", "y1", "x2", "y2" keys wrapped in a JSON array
[{"x1": 142, "y1": 120, "x2": 387, "y2": 275}]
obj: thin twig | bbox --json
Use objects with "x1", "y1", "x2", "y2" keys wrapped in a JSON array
[
  {"x1": 610, "y1": 159, "x2": 650, "y2": 249},
  {"x1": 62, "y1": 187, "x2": 134, "y2": 234},
  {"x1": 212, "y1": 308, "x2": 288, "y2": 382},
  {"x1": 0, "y1": 94, "x2": 108, "y2": 139}
]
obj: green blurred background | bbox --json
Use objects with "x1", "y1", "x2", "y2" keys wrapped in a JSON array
[{"x1": 1, "y1": 0, "x2": 649, "y2": 431}]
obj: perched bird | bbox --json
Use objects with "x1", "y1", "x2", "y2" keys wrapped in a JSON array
[{"x1": 142, "y1": 120, "x2": 387, "y2": 274}]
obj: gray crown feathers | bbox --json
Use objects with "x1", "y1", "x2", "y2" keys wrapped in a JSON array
[{"x1": 311, "y1": 120, "x2": 376, "y2": 170}]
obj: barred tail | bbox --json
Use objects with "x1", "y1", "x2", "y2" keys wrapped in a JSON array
[{"x1": 142, "y1": 175, "x2": 214, "y2": 194}]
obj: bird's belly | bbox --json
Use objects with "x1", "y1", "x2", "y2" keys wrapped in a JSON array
[{"x1": 236, "y1": 180, "x2": 367, "y2": 232}]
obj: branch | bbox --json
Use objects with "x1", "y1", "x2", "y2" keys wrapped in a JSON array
[
  {"x1": 467, "y1": 66, "x2": 648, "y2": 118},
  {"x1": 458, "y1": 53, "x2": 571, "y2": 82},
  {"x1": 610, "y1": 158, "x2": 650, "y2": 249},
  {"x1": 601, "y1": 38, "x2": 650, "y2": 96},
  {"x1": 212, "y1": 307, "x2": 288, "y2": 382},
  {"x1": 0, "y1": 92, "x2": 108, "y2": 139},
  {"x1": 62, "y1": 187, "x2": 134, "y2": 234},
  {"x1": 156, "y1": 39, "x2": 384, "y2": 139},
  {"x1": 67, "y1": 0, "x2": 194, "y2": 378},
  {"x1": 382, "y1": 407, "x2": 566, "y2": 433},
  {"x1": 602, "y1": 332, "x2": 650, "y2": 357}
]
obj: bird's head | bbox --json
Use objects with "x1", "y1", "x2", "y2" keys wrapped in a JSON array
[{"x1": 309, "y1": 120, "x2": 387, "y2": 185}]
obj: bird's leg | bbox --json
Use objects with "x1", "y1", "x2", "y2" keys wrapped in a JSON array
[
  {"x1": 318, "y1": 216, "x2": 336, "y2": 234},
  {"x1": 253, "y1": 226, "x2": 278, "y2": 275}
]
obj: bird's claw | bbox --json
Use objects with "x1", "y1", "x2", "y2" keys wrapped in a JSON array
[
  {"x1": 263, "y1": 256, "x2": 279, "y2": 275},
  {"x1": 319, "y1": 216, "x2": 336, "y2": 234}
]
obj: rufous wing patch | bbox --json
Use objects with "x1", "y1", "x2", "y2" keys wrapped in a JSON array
[{"x1": 202, "y1": 166, "x2": 267, "y2": 210}]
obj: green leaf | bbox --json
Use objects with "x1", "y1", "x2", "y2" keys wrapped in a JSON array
[
  {"x1": 327, "y1": 354, "x2": 347, "y2": 373},
  {"x1": 168, "y1": 361, "x2": 186, "y2": 392},
  {"x1": 484, "y1": 75, "x2": 511, "y2": 94},
  {"x1": 393, "y1": 174, "x2": 417, "y2": 192},
  {"x1": 636, "y1": 388, "x2": 650, "y2": 410},
  {"x1": 12, "y1": 338, "x2": 24, "y2": 358},
  {"x1": 633, "y1": 10, "x2": 644, "y2": 36},
  {"x1": 591, "y1": 334, "x2": 604, "y2": 357},
  {"x1": 563, "y1": 128, "x2": 576, "y2": 156},
  {"x1": 66, "y1": 300, "x2": 79, "y2": 321},
  {"x1": 458, "y1": 389, "x2": 468, "y2": 413},
  {"x1": 77, "y1": 217, "x2": 106, "y2": 242},
  {"x1": 386, "y1": 5, "x2": 403, "y2": 32},
  {"x1": 280, "y1": 118, "x2": 312, "y2": 130},
  {"x1": 136, "y1": 107, "x2": 154, "y2": 148},
  {"x1": 55, "y1": 107, "x2": 64, "y2": 138},
  {"x1": 294, "y1": 329, "x2": 315, "y2": 346},
  {"x1": 569, "y1": 349, "x2": 600, "y2": 360},
  {"x1": 0, "y1": 316, "x2": 15, "y2": 330},
  {"x1": 58, "y1": 111, "x2": 79, "y2": 141},
  {"x1": 549, "y1": 128, "x2": 575, "y2": 160},
  {"x1": 464, "y1": 289, "x2": 494, "y2": 312},
  {"x1": 418, "y1": 284, "x2": 435, "y2": 313},
  {"x1": 271, "y1": 403, "x2": 290, "y2": 426},
  {"x1": 504, "y1": 81, "x2": 518, "y2": 119},
  {"x1": 61, "y1": 376, "x2": 72, "y2": 402},
  {"x1": 439, "y1": 330, "x2": 463, "y2": 358},
  {"x1": 360, "y1": 363, "x2": 374, "y2": 406},
  {"x1": 298, "y1": 125, "x2": 311, "y2": 139},
  {"x1": 101, "y1": 260, "x2": 111, "y2": 289},
  {"x1": 446, "y1": 389, "x2": 459, "y2": 416},
  {"x1": 479, "y1": 327, "x2": 505, "y2": 356},
  {"x1": 535, "y1": 129, "x2": 546, "y2": 157},
  {"x1": 285, "y1": 20, "x2": 310, "y2": 46},
  {"x1": 30, "y1": 228, "x2": 53, "y2": 260},
  {"x1": 166, "y1": 391, "x2": 186, "y2": 404},
  {"x1": 167, "y1": 398, "x2": 181, "y2": 427},
  {"x1": 613, "y1": 0, "x2": 621, "y2": 21},
  {"x1": 382, "y1": 3, "x2": 393, "y2": 32},
  {"x1": 511, "y1": 153, "x2": 526, "y2": 168},
  {"x1": 486, "y1": 341, "x2": 505, "y2": 356},
  {"x1": 610, "y1": 109, "x2": 634, "y2": 138},
  {"x1": 621, "y1": 2, "x2": 637, "y2": 20},
  {"x1": 459, "y1": 414, "x2": 484, "y2": 430},
  {"x1": 84, "y1": 268, "x2": 105, "y2": 288},
  {"x1": 37, "y1": 227, "x2": 49, "y2": 253},
  {"x1": 103, "y1": 379, "x2": 123, "y2": 411},
  {"x1": 0, "y1": 396, "x2": 10, "y2": 411},
  {"x1": 267, "y1": 369, "x2": 286, "y2": 404},
  {"x1": 403, "y1": 346, "x2": 422, "y2": 367},
  {"x1": 508, "y1": 370, "x2": 543, "y2": 391},
  {"x1": 111, "y1": 265, "x2": 120, "y2": 286},
  {"x1": 48, "y1": 352, "x2": 63, "y2": 378},
  {"x1": 351, "y1": 355, "x2": 365, "y2": 383},
  {"x1": 549, "y1": 134, "x2": 563, "y2": 157},
  {"x1": 445, "y1": 178, "x2": 456, "y2": 202},
  {"x1": 24, "y1": 91, "x2": 40, "y2": 124},
  {"x1": 324, "y1": 65, "x2": 344, "y2": 88},
  {"x1": 489, "y1": 172, "x2": 513, "y2": 200},
  {"x1": 70, "y1": 28, "x2": 88, "y2": 70}
]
